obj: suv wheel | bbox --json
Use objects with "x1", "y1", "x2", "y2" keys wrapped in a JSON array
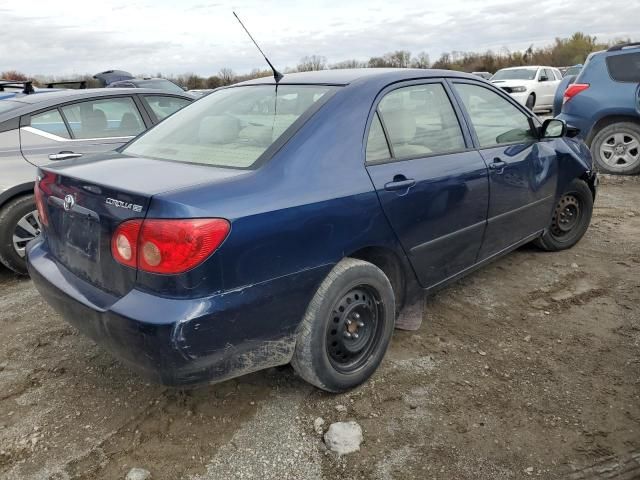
[
  {"x1": 291, "y1": 258, "x2": 395, "y2": 392},
  {"x1": 591, "y1": 122, "x2": 640, "y2": 175},
  {"x1": 0, "y1": 195, "x2": 41, "y2": 275}
]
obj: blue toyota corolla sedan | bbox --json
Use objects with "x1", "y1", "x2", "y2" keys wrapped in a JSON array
[{"x1": 27, "y1": 69, "x2": 596, "y2": 392}]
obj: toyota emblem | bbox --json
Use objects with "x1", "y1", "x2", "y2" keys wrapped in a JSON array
[{"x1": 63, "y1": 194, "x2": 75, "y2": 211}]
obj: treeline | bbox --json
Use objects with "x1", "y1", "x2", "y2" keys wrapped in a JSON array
[{"x1": 2, "y1": 32, "x2": 631, "y2": 90}]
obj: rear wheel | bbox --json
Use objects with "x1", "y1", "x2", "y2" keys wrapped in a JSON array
[
  {"x1": 525, "y1": 93, "x2": 536, "y2": 110},
  {"x1": 591, "y1": 122, "x2": 640, "y2": 175},
  {"x1": 0, "y1": 195, "x2": 40, "y2": 275},
  {"x1": 534, "y1": 179, "x2": 593, "y2": 251},
  {"x1": 291, "y1": 258, "x2": 395, "y2": 392}
]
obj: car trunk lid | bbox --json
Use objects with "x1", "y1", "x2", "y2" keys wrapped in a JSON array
[{"x1": 38, "y1": 153, "x2": 247, "y2": 297}]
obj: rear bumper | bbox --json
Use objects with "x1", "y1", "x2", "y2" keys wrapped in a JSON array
[{"x1": 27, "y1": 239, "x2": 330, "y2": 386}]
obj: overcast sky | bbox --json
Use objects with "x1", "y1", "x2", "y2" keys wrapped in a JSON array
[{"x1": 1, "y1": 0, "x2": 638, "y2": 77}]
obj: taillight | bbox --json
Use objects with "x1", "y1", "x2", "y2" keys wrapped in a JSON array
[
  {"x1": 112, "y1": 218, "x2": 230, "y2": 274},
  {"x1": 34, "y1": 172, "x2": 55, "y2": 227},
  {"x1": 111, "y1": 220, "x2": 142, "y2": 268},
  {"x1": 563, "y1": 83, "x2": 589, "y2": 104}
]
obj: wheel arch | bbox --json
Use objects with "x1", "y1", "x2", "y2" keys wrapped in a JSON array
[
  {"x1": 347, "y1": 245, "x2": 421, "y2": 314},
  {"x1": 586, "y1": 115, "x2": 640, "y2": 147},
  {"x1": 0, "y1": 182, "x2": 35, "y2": 209}
]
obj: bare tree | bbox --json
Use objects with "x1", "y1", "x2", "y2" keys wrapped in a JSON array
[
  {"x1": 218, "y1": 68, "x2": 236, "y2": 86},
  {"x1": 297, "y1": 55, "x2": 327, "y2": 72},
  {"x1": 330, "y1": 59, "x2": 366, "y2": 69},
  {"x1": 411, "y1": 52, "x2": 430, "y2": 69}
]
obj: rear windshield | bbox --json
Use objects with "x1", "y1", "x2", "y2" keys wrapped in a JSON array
[
  {"x1": 135, "y1": 79, "x2": 185, "y2": 93},
  {"x1": 492, "y1": 68, "x2": 538, "y2": 81},
  {"x1": 124, "y1": 84, "x2": 336, "y2": 169},
  {"x1": 606, "y1": 52, "x2": 640, "y2": 82}
]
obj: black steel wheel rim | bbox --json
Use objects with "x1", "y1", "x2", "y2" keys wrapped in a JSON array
[
  {"x1": 551, "y1": 193, "x2": 582, "y2": 238},
  {"x1": 326, "y1": 285, "x2": 383, "y2": 373}
]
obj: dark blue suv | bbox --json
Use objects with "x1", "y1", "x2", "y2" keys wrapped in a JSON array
[{"x1": 558, "y1": 42, "x2": 640, "y2": 175}]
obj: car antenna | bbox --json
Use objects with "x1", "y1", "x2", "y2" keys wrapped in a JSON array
[{"x1": 233, "y1": 11, "x2": 283, "y2": 83}]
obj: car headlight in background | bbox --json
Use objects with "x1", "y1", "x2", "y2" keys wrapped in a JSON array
[{"x1": 511, "y1": 86, "x2": 527, "y2": 93}]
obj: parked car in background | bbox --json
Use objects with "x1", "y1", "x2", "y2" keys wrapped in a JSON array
[
  {"x1": 27, "y1": 69, "x2": 595, "y2": 392},
  {"x1": 558, "y1": 42, "x2": 640, "y2": 174},
  {"x1": 563, "y1": 64, "x2": 583, "y2": 77},
  {"x1": 472, "y1": 71, "x2": 493, "y2": 80},
  {"x1": 491, "y1": 66, "x2": 562, "y2": 111},
  {"x1": 94, "y1": 70, "x2": 187, "y2": 95},
  {"x1": 187, "y1": 89, "x2": 215, "y2": 97},
  {"x1": 0, "y1": 88, "x2": 193, "y2": 274}
]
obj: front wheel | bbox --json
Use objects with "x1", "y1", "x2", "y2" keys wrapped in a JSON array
[
  {"x1": 291, "y1": 258, "x2": 395, "y2": 392},
  {"x1": 534, "y1": 179, "x2": 593, "y2": 252}
]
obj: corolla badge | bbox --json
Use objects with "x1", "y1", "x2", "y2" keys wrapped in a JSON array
[
  {"x1": 63, "y1": 194, "x2": 75, "y2": 211},
  {"x1": 105, "y1": 197, "x2": 143, "y2": 213}
]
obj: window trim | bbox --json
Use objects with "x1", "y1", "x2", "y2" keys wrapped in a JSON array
[
  {"x1": 448, "y1": 79, "x2": 540, "y2": 151},
  {"x1": 364, "y1": 79, "x2": 474, "y2": 166}
]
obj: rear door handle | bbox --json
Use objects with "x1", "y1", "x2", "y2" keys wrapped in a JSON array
[
  {"x1": 489, "y1": 158, "x2": 507, "y2": 173},
  {"x1": 384, "y1": 177, "x2": 416, "y2": 191},
  {"x1": 49, "y1": 152, "x2": 83, "y2": 161}
]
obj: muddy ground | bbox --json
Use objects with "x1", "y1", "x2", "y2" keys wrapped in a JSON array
[{"x1": 1, "y1": 179, "x2": 639, "y2": 480}]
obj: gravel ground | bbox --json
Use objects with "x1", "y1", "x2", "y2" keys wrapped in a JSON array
[{"x1": 0, "y1": 179, "x2": 638, "y2": 480}]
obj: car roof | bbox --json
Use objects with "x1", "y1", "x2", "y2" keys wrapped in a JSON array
[
  {"x1": 0, "y1": 88, "x2": 193, "y2": 123},
  {"x1": 236, "y1": 68, "x2": 480, "y2": 86}
]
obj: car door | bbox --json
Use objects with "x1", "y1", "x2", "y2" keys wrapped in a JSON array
[
  {"x1": 139, "y1": 94, "x2": 192, "y2": 123},
  {"x1": 365, "y1": 80, "x2": 489, "y2": 288},
  {"x1": 540, "y1": 68, "x2": 557, "y2": 106},
  {"x1": 20, "y1": 96, "x2": 147, "y2": 166},
  {"x1": 451, "y1": 80, "x2": 558, "y2": 260}
]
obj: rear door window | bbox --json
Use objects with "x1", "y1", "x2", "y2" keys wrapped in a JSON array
[
  {"x1": 61, "y1": 97, "x2": 145, "y2": 139},
  {"x1": 366, "y1": 113, "x2": 391, "y2": 163},
  {"x1": 606, "y1": 52, "x2": 640, "y2": 82},
  {"x1": 30, "y1": 109, "x2": 71, "y2": 138},
  {"x1": 143, "y1": 95, "x2": 192, "y2": 121},
  {"x1": 375, "y1": 83, "x2": 465, "y2": 160}
]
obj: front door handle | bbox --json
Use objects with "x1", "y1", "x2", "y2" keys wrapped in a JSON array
[
  {"x1": 384, "y1": 175, "x2": 416, "y2": 191},
  {"x1": 49, "y1": 152, "x2": 83, "y2": 161},
  {"x1": 489, "y1": 158, "x2": 507, "y2": 173}
]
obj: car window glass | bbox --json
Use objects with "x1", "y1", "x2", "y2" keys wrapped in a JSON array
[
  {"x1": 61, "y1": 97, "x2": 144, "y2": 139},
  {"x1": 454, "y1": 83, "x2": 537, "y2": 148},
  {"x1": 377, "y1": 83, "x2": 465, "y2": 159},
  {"x1": 124, "y1": 85, "x2": 337, "y2": 169},
  {"x1": 606, "y1": 52, "x2": 640, "y2": 82},
  {"x1": 144, "y1": 96, "x2": 191, "y2": 120},
  {"x1": 30, "y1": 109, "x2": 70, "y2": 139},
  {"x1": 366, "y1": 112, "x2": 391, "y2": 163}
]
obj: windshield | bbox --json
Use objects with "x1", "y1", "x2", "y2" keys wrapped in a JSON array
[
  {"x1": 124, "y1": 84, "x2": 337, "y2": 169},
  {"x1": 492, "y1": 68, "x2": 538, "y2": 81},
  {"x1": 0, "y1": 100, "x2": 23, "y2": 113}
]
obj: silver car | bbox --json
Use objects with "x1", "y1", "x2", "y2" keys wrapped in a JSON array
[{"x1": 0, "y1": 88, "x2": 192, "y2": 274}]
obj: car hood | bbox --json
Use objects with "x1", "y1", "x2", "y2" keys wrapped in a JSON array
[{"x1": 491, "y1": 79, "x2": 535, "y2": 88}]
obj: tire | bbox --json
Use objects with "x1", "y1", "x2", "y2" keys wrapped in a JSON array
[
  {"x1": 0, "y1": 195, "x2": 40, "y2": 275},
  {"x1": 291, "y1": 258, "x2": 396, "y2": 392},
  {"x1": 534, "y1": 179, "x2": 593, "y2": 252},
  {"x1": 590, "y1": 122, "x2": 640, "y2": 175},
  {"x1": 525, "y1": 93, "x2": 536, "y2": 110}
]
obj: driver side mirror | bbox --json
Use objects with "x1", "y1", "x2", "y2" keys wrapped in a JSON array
[
  {"x1": 539, "y1": 75, "x2": 548, "y2": 82},
  {"x1": 541, "y1": 118, "x2": 566, "y2": 138}
]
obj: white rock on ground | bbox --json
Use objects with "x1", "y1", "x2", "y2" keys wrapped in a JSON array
[
  {"x1": 313, "y1": 417, "x2": 325, "y2": 435},
  {"x1": 324, "y1": 421, "x2": 363, "y2": 455},
  {"x1": 126, "y1": 467, "x2": 151, "y2": 480}
]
